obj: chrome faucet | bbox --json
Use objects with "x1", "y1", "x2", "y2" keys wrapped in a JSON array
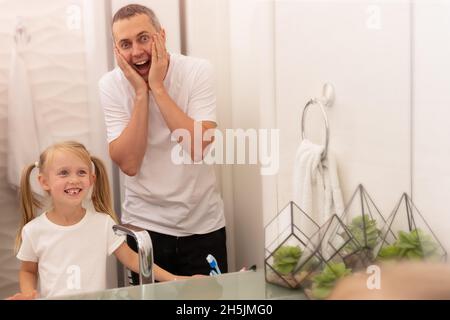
[{"x1": 112, "y1": 224, "x2": 154, "y2": 285}]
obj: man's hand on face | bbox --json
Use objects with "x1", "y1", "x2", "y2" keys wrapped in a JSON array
[
  {"x1": 114, "y1": 47, "x2": 149, "y2": 97},
  {"x1": 148, "y1": 30, "x2": 169, "y2": 93}
]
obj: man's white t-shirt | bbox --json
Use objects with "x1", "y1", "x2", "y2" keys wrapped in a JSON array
[
  {"x1": 99, "y1": 53, "x2": 225, "y2": 237},
  {"x1": 17, "y1": 209, "x2": 125, "y2": 298}
]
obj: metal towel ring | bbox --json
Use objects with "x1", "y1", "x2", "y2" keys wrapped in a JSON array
[{"x1": 301, "y1": 83, "x2": 334, "y2": 161}]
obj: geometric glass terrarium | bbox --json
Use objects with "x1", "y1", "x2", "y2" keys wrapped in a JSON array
[
  {"x1": 264, "y1": 201, "x2": 322, "y2": 289},
  {"x1": 338, "y1": 184, "x2": 388, "y2": 264},
  {"x1": 313, "y1": 213, "x2": 370, "y2": 271},
  {"x1": 300, "y1": 214, "x2": 365, "y2": 300},
  {"x1": 376, "y1": 193, "x2": 447, "y2": 262}
]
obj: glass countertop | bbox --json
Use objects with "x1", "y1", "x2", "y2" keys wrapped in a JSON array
[{"x1": 56, "y1": 270, "x2": 307, "y2": 300}]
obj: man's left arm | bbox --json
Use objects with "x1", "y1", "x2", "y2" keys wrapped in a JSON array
[
  {"x1": 153, "y1": 86, "x2": 216, "y2": 159},
  {"x1": 150, "y1": 32, "x2": 216, "y2": 161}
]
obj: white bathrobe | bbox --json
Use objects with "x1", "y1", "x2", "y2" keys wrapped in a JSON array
[
  {"x1": 7, "y1": 36, "x2": 42, "y2": 192},
  {"x1": 292, "y1": 139, "x2": 344, "y2": 228}
]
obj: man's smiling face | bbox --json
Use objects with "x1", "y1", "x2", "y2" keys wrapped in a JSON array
[{"x1": 113, "y1": 14, "x2": 158, "y2": 79}]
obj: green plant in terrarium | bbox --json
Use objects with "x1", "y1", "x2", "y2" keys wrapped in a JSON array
[
  {"x1": 339, "y1": 215, "x2": 381, "y2": 258},
  {"x1": 273, "y1": 245, "x2": 302, "y2": 275},
  {"x1": 345, "y1": 214, "x2": 381, "y2": 251},
  {"x1": 378, "y1": 228, "x2": 440, "y2": 261},
  {"x1": 311, "y1": 262, "x2": 352, "y2": 300}
]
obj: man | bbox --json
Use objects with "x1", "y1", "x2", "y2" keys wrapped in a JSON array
[{"x1": 99, "y1": 4, "x2": 227, "y2": 281}]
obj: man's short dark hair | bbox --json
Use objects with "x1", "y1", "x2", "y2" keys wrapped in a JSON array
[{"x1": 112, "y1": 4, "x2": 161, "y2": 30}]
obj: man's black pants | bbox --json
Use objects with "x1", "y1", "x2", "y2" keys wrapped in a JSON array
[{"x1": 127, "y1": 227, "x2": 228, "y2": 284}]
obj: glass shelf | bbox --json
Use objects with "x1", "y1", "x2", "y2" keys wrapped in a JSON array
[{"x1": 51, "y1": 270, "x2": 307, "y2": 300}]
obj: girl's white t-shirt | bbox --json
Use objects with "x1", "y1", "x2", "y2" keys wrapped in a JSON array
[{"x1": 16, "y1": 208, "x2": 125, "y2": 298}]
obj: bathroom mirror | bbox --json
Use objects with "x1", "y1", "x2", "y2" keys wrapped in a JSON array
[{"x1": 1, "y1": 0, "x2": 449, "y2": 299}]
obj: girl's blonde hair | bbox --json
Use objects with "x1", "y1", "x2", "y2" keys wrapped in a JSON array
[{"x1": 15, "y1": 141, "x2": 117, "y2": 252}]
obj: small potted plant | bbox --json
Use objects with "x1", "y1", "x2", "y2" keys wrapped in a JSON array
[
  {"x1": 265, "y1": 201, "x2": 322, "y2": 289},
  {"x1": 376, "y1": 193, "x2": 447, "y2": 262},
  {"x1": 377, "y1": 228, "x2": 441, "y2": 261},
  {"x1": 319, "y1": 214, "x2": 371, "y2": 271},
  {"x1": 342, "y1": 214, "x2": 382, "y2": 264},
  {"x1": 266, "y1": 244, "x2": 321, "y2": 288},
  {"x1": 307, "y1": 261, "x2": 352, "y2": 300},
  {"x1": 337, "y1": 185, "x2": 386, "y2": 264}
]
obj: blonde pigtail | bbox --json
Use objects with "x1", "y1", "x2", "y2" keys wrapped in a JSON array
[
  {"x1": 90, "y1": 156, "x2": 118, "y2": 223},
  {"x1": 15, "y1": 163, "x2": 42, "y2": 253}
]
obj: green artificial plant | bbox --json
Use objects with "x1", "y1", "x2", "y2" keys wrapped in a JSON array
[
  {"x1": 311, "y1": 262, "x2": 352, "y2": 300},
  {"x1": 272, "y1": 245, "x2": 302, "y2": 275},
  {"x1": 377, "y1": 228, "x2": 440, "y2": 261}
]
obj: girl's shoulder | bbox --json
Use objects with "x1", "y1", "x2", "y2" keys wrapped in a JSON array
[
  {"x1": 23, "y1": 212, "x2": 47, "y2": 230},
  {"x1": 20, "y1": 212, "x2": 50, "y2": 239}
]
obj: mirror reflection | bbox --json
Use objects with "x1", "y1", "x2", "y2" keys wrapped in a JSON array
[{"x1": 0, "y1": 0, "x2": 449, "y2": 300}]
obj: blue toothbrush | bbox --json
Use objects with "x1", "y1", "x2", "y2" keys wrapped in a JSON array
[{"x1": 206, "y1": 254, "x2": 221, "y2": 275}]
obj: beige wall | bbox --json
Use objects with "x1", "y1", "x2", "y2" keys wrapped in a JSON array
[
  {"x1": 275, "y1": 0, "x2": 412, "y2": 217},
  {"x1": 413, "y1": 0, "x2": 450, "y2": 254},
  {"x1": 184, "y1": 0, "x2": 277, "y2": 270}
]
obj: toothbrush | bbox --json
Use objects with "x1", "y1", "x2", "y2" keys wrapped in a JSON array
[
  {"x1": 206, "y1": 254, "x2": 221, "y2": 275},
  {"x1": 209, "y1": 270, "x2": 218, "y2": 276}
]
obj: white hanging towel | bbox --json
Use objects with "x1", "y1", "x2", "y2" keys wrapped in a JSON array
[
  {"x1": 292, "y1": 139, "x2": 344, "y2": 228},
  {"x1": 321, "y1": 151, "x2": 345, "y2": 218},
  {"x1": 7, "y1": 37, "x2": 41, "y2": 191}
]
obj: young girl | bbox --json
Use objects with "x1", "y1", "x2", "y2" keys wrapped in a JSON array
[{"x1": 10, "y1": 141, "x2": 197, "y2": 299}]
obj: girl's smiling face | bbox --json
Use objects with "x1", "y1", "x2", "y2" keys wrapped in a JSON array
[{"x1": 38, "y1": 150, "x2": 95, "y2": 207}]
